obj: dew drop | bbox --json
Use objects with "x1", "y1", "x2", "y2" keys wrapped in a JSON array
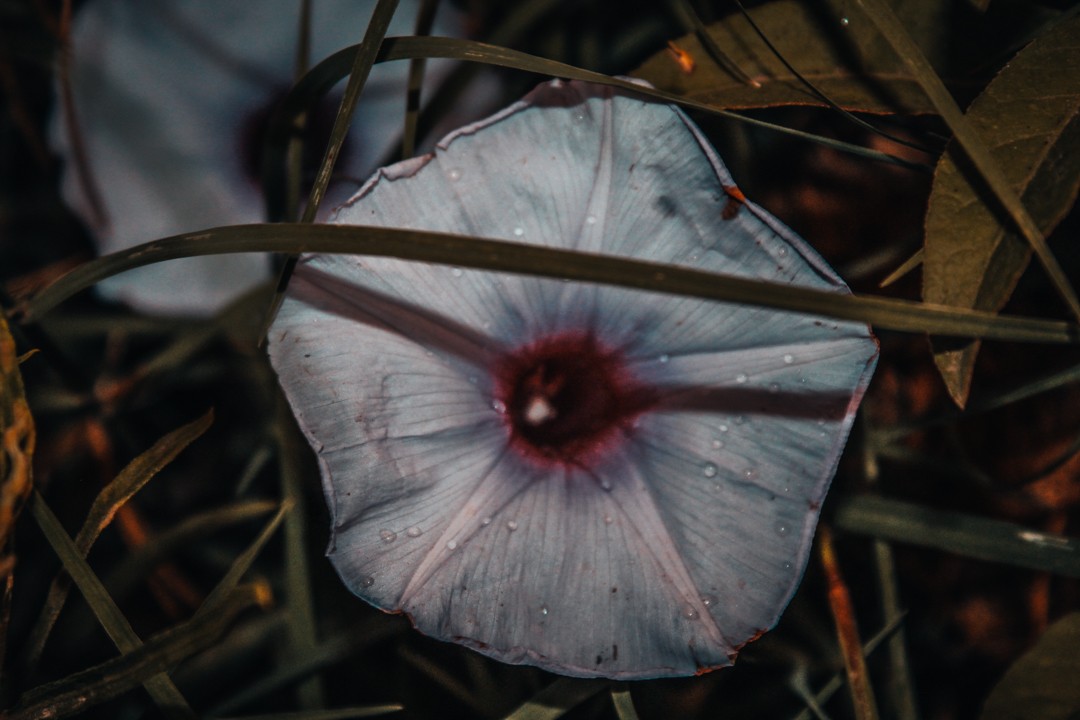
[
  {"x1": 379, "y1": 529, "x2": 397, "y2": 544},
  {"x1": 540, "y1": 604, "x2": 550, "y2": 616},
  {"x1": 682, "y1": 606, "x2": 699, "y2": 620},
  {"x1": 718, "y1": 423, "x2": 729, "y2": 433},
  {"x1": 360, "y1": 576, "x2": 375, "y2": 588},
  {"x1": 703, "y1": 462, "x2": 718, "y2": 478},
  {"x1": 735, "y1": 373, "x2": 748, "y2": 384},
  {"x1": 507, "y1": 520, "x2": 519, "y2": 531},
  {"x1": 658, "y1": 353, "x2": 670, "y2": 364},
  {"x1": 777, "y1": 524, "x2": 789, "y2": 536},
  {"x1": 711, "y1": 439, "x2": 724, "y2": 450},
  {"x1": 599, "y1": 478, "x2": 613, "y2": 491},
  {"x1": 777, "y1": 247, "x2": 788, "y2": 257},
  {"x1": 585, "y1": 214, "x2": 598, "y2": 225},
  {"x1": 448, "y1": 168, "x2": 462, "y2": 181},
  {"x1": 406, "y1": 526, "x2": 423, "y2": 538},
  {"x1": 783, "y1": 353, "x2": 795, "y2": 364},
  {"x1": 744, "y1": 467, "x2": 758, "y2": 481},
  {"x1": 451, "y1": 267, "x2": 463, "y2": 278},
  {"x1": 840, "y1": 16, "x2": 850, "y2": 26},
  {"x1": 513, "y1": 226, "x2": 525, "y2": 237},
  {"x1": 446, "y1": 539, "x2": 458, "y2": 550},
  {"x1": 783, "y1": 561, "x2": 793, "y2": 570},
  {"x1": 481, "y1": 516, "x2": 493, "y2": 526},
  {"x1": 491, "y1": 399, "x2": 507, "y2": 414},
  {"x1": 574, "y1": 112, "x2": 586, "y2": 122},
  {"x1": 604, "y1": 514, "x2": 614, "y2": 525},
  {"x1": 701, "y1": 594, "x2": 717, "y2": 608},
  {"x1": 768, "y1": 383, "x2": 780, "y2": 394}
]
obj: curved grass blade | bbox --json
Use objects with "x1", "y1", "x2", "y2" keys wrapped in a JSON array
[
  {"x1": 833, "y1": 494, "x2": 1080, "y2": 577},
  {"x1": 854, "y1": 0, "x2": 1080, "y2": 329},
  {"x1": 196, "y1": 501, "x2": 290, "y2": 617},
  {"x1": 19, "y1": 224, "x2": 1080, "y2": 344},
  {"x1": 25, "y1": 410, "x2": 214, "y2": 672},
  {"x1": 105, "y1": 500, "x2": 278, "y2": 610},
  {"x1": 10, "y1": 584, "x2": 266, "y2": 720},
  {"x1": 922, "y1": 14, "x2": 1080, "y2": 405},
  {"x1": 29, "y1": 490, "x2": 194, "y2": 719},
  {"x1": 261, "y1": 34, "x2": 920, "y2": 221}
]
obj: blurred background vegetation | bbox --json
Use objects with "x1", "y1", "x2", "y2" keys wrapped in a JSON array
[{"x1": 2, "y1": 0, "x2": 1080, "y2": 718}]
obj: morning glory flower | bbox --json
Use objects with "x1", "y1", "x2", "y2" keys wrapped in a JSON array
[
  {"x1": 268, "y1": 79, "x2": 878, "y2": 679},
  {"x1": 51, "y1": 0, "x2": 461, "y2": 314}
]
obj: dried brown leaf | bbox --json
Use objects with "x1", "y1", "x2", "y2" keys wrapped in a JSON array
[
  {"x1": 923, "y1": 15, "x2": 1080, "y2": 406},
  {"x1": 632, "y1": 0, "x2": 951, "y2": 114}
]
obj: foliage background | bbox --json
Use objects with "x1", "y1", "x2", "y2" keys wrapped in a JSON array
[{"x1": 1, "y1": 0, "x2": 1080, "y2": 718}]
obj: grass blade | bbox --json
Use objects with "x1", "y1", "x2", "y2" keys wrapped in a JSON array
[
  {"x1": 29, "y1": 490, "x2": 195, "y2": 719},
  {"x1": 21, "y1": 224, "x2": 1080, "y2": 344},
  {"x1": 11, "y1": 584, "x2": 267, "y2": 720},
  {"x1": 25, "y1": 410, "x2": 214, "y2": 670},
  {"x1": 833, "y1": 494, "x2": 1080, "y2": 577},
  {"x1": 854, "y1": 0, "x2": 1080, "y2": 322}
]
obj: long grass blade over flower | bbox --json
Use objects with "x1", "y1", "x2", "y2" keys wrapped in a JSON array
[{"x1": 268, "y1": 79, "x2": 879, "y2": 679}]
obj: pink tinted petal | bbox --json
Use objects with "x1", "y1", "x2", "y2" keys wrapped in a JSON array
[
  {"x1": 270, "y1": 79, "x2": 878, "y2": 678},
  {"x1": 53, "y1": 0, "x2": 463, "y2": 314}
]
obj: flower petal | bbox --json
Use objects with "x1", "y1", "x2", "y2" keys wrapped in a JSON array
[
  {"x1": 53, "y1": 0, "x2": 463, "y2": 314},
  {"x1": 270, "y1": 79, "x2": 878, "y2": 678}
]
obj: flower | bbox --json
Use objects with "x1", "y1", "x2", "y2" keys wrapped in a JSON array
[
  {"x1": 268, "y1": 79, "x2": 879, "y2": 679},
  {"x1": 51, "y1": 0, "x2": 462, "y2": 314}
]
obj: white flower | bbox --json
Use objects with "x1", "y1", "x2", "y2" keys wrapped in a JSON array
[
  {"x1": 52, "y1": 0, "x2": 461, "y2": 314},
  {"x1": 268, "y1": 80, "x2": 878, "y2": 679}
]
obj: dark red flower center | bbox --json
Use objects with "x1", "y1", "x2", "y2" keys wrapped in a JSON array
[{"x1": 492, "y1": 331, "x2": 657, "y2": 470}]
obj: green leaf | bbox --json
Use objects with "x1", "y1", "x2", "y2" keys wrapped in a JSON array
[
  {"x1": 922, "y1": 14, "x2": 1080, "y2": 405},
  {"x1": 832, "y1": 495, "x2": 1080, "y2": 577},
  {"x1": 19, "y1": 223, "x2": 1080, "y2": 344},
  {"x1": 632, "y1": 0, "x2": 949, "y2": 115},
  {"x1": 979, "y1": 612, "x2": 1080, "y2": 720}
]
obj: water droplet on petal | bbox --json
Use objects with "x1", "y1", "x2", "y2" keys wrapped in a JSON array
[
  {"x1": 448, "y1": 168, "x2": 462, "y2": 181},
  {"x1": 682, "y1": 606, "x2": 699, "y2": 620},
  {"x1": 481, "y1": 516, "x2": 492, "y2": 526},
  {"x1": 446, "y1": 539, "x2": 458, "y2": 550},
  {"x1": 777, "y1": 524, "x2": 789, "y2": 536},
  {"x1": 783, "y1": 354, "x2": 795, "y2": 364},
  {"x1": 491, "y1": 399, "x2": 507, "y2": 414},
  {"x1": 574, "y1": 112, "x2": 586, "y2": 122},
  {"x1": 744, "y1": 468, "x2": 758, "y2": 481},
  {"x1": 711, "y1": 439, "x2": 724, "y2": 450},
  {"x1": 735, "y1": 373, "x2": 748, "y2": 384},
  {"x1": 701, "y1": 594, "x2": 717, "y2": 608},
  {"x1": 406, "y1": 526, "x2": 423, "y2": 538},
  {"x1": 768, "y1": 383, "x2": 780, "y2": 393},
  {"x1": 540, "y1": 604, "x2": 550, "y2": 616},
  {"x1": 658, "y1": 353, "x2": 670, "y2": 363},
  {"x1": 599, "y1": 477, "x2": 613, "y2": 491},
  {"x1": 379, "y1": 529, "x2": 397, "y2": 543},
  {"x1": 604, "y1": 514, "x2": 614, "y2": 525},
  {"x1": 360, "y1": 576, "x2": 375, "y2": 588},
  {"x1": 451, "y1": 267, "x2": 463, "y2": 278},
  {"x1": 507, "y1": 520, "x2": 519, "y2": 531},
  {"x1": 840, "y1": 16, "x2": 850, "y2": 26},
  {"x1": 703, "y1": 462, "x2": 718, "y2": 478},
  {"x1": 718, "y1": 423, "x2": 729, "y2": 433},
  {"x1": 513, "y1": 226, "x2": 524, "y2": 237},
  {"x1": 585, "y1": 214, "x2": 597, "y2": 225}
]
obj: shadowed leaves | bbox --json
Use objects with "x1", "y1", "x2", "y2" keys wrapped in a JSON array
[{"x1": 923, "y1": 14, "x2": 1080, "y2": 406}]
